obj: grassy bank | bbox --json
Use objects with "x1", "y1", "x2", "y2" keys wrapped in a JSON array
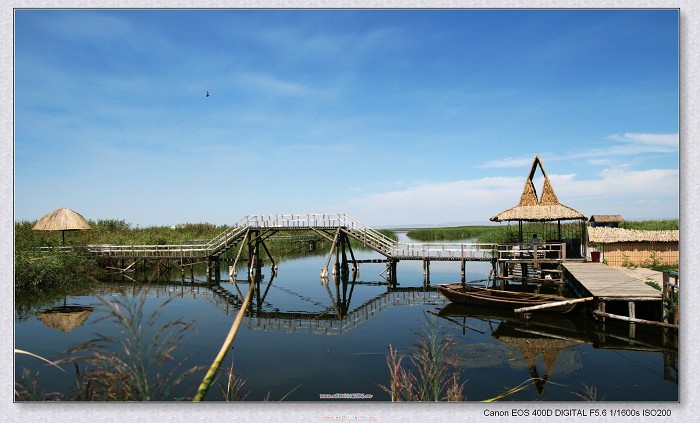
[
  {"x1": 407, "y1": 220, "x2": 679, "y2": 244},
  {"x1": 620, "y1": 220, "x2": 679, "y2": 230},
  {"x1": 14, "y1": 220, "x2": 398, "y2": 296},
  {"x1": 405, "y1": 226, "x2": 496, "y2": 242},
  {"x1": 14, "y1": 218, "x2": 677, "y2": 295}
]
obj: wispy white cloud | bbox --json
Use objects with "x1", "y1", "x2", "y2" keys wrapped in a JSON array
[
  {"x1": 607, "y1": 132, "x2": 678, "y2": 147},
  {"x1": 235, "y1": 72, "x2": 314, "y2": 97},
  {"x1": 39, "y1": 12, "x2": 134, "y2": 41},
  {"x1": 328, "y1": 167, "x2": 678, "y2": 226},
  {"x1": 478, "y1": 132, "x2": 678, "y2": 169},
  {"x1": 479, "y1": 156, "x2": 536, "y2": 169}
]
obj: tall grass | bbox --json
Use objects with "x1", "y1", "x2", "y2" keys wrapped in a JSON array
[
  {"x1": 56, "y1": 293, "x2": 202, "y2": 401},
  {"x1": 407, "y1": 226, "x2": 496, "y2": 242},
  {"x1": 378, "y1": 315, "x2": 465, "y2": 401},
  {"x1": 620, "y1": 220, "x2": 678, "y2": 231}
]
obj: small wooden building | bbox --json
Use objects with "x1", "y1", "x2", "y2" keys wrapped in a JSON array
[
  {"x1": 589, "y1": 214, "x2": 624, "y2": 228},
  {"x1": 587, "y1": 226, "x2": 679, "y2": 267}
]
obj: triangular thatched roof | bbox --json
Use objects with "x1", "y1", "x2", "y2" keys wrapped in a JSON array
[
  {"x1": 32, "y1": 208, "x2": 91, "y2": 231},
  {"x1": 490, "y1": 156, "x2": 587, "y2": 222}
]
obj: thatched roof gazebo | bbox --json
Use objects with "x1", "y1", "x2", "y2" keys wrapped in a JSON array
[
  {"x1": 32, "y1": 207, "x2": 91, "y2": 245},
  {"x1": 490, "y1": 156, "x2": 587, "y2": 243}
]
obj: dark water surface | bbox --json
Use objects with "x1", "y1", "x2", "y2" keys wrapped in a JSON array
[{"x1": 15, "y1": 241, "x2": 678, "y2": 402}]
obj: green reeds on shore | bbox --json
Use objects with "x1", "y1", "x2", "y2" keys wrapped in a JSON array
[
  {"x1": 56, "y1": 293, "x2": 202, "y2": 401},
  {"x1": 620, "y1": 220, "x2": 679, "y2": 231},
  {"x1": 406, "y1": 226, "x2": 496, "y2": 242},
  {"x1": 378, "y1": 315, "x2": 465, "y2": 401}
]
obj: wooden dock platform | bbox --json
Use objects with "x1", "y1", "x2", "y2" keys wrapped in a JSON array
[
  {"x1": 562, "y1": 262, "x2": 661, "y2": 300},
  {"x1": 561, "y1": 262, "x2": 676, "y2": 329}
]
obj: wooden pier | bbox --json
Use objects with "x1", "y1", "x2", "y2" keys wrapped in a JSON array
[{"x1": 562, "y1": 262, "x2": 676, "y2": 329}]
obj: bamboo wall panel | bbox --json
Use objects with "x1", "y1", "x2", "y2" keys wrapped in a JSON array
[{"x1": 602, "y1": 242, "x2": 678, "y2": 267}]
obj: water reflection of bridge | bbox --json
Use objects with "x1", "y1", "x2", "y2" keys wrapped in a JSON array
[
  {"x1": 93, "y1": 277, "x2": 448, "y2": 336},
  {"x1": 244, "y1": 285, "x2": 445, "y2": 335}
]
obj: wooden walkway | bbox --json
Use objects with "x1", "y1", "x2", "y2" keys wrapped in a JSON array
[
  {"x1": 561, "y1": 262, "x2": 677, "y2": 330},
  {"x1": 562, "y1": 262, "x2": 661, "y2": 300},
  {"x1": 84, "y1": 213, "x2": 498, "y2": 262}
]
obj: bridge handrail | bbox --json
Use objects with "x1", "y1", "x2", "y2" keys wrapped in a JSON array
[
  {"x1": 392, "y1": 242, "x2": 498, "y2": 259},
  {"x1": 239, "y1": 213, "x2": 398, "y2": 253},
  {"x1": 339, "y1": 214, "x2": 397, "y2": 250},
  {"x1": 85, "y1": 243, "x2": 211, "y2": 258},
  {"x1": 495, "y1": 241, "x2": 566, "y2": 261},
  {"x1": 205, "y1": 225, "x2": 248, "y2": 253}
]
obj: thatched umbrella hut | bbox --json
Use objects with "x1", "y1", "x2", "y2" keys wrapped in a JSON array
[
  {"x1": 490, "y1": 156, "x2": 587, "y2": 244},
  {"x1": 32, "y1": 207, "x2": 91, "y2": 245}
]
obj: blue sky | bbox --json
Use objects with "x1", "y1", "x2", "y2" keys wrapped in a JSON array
[{"x1": 13, "y1": 9, "x2": 679, "y2": 227}]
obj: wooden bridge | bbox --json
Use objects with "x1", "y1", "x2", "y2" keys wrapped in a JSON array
[
  {"x1": 86, "y1": 213, "x2": 494, "y2": 260},
  {"x1": 84, "y1": 213, "x2": 506, "y2": 282}
]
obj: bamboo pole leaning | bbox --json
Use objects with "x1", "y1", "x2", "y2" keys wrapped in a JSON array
[
  {"x1": 513, "y1": 297, "x2": 593, "y2": 313},
  {"x1": 193, "y1": 282, "x2": 256, "y2": 401}
]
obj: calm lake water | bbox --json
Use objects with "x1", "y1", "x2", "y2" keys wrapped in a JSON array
[{"x1": 14, "y1": 235, "x2": 678, "y2": 402}]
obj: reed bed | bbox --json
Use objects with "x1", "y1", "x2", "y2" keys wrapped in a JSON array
[
  {"x1": 378, "y1": 315, "x2": 465, "y2": 401},
  {"x1": 56, "y1": 293, "x2": 202, "y2": 401}
]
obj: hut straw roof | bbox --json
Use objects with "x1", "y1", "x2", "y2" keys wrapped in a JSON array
[
  {"x1": 588, "y1": 226, "x2": 679, "y2": 243},
  {"x1": 490, "y1": 156, "x2": 587, "y2": 222},
  {"x1": 32, "y1": 208, "x2": 91, "y2": 231},
  {"x1": 589, "y1": 214, "x2": 624, "y2": 223}
]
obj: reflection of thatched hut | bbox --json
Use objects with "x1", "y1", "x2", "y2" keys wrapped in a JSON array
[
  {"x1": 490, "y1": 156, "x2": 587, "y2": 255},
  {"x1": 588, "y1": 227, "x2": 679, "y2": 267},
  {"x1": 36, "y1": 306, "x2": 94, "y2": 333},
  {"x1": 494, "y1": 329, "x2": 583, "y2": 395},
  {"x1": 33, "y1": 208, "x2": 91, "y2": 245}
]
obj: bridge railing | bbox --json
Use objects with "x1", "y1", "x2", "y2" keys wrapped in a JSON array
[
  {"x1": 495, "y1": 242, "x2": 566, "y2": 261},
  {"x1": 239, "y1": 213, "x2": 398, "y2": 254},
  {"x1": 86, "y1": 243, "x2": 211, "y2": 258},
  {"x1": 392, "y1": 243, "x2": 498, "y2": 260},
  {"x1": 242, "y1": 213, "x2": 350, "y2": 229},
  {"x1": 205, "y1": 225, "x2": 249, "y2": 253},
  {"x1": 339, "y1": 214, "x2": 397, "y2": 252}
]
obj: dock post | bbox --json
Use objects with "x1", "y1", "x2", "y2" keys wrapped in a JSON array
[
  {"x1": 340, "y1": 233, "x2": 350, "y2": 279},
  {"x1": 628, "y1": 301, "x2": 636, "y2": 338},
  {"x1": 386, "y1": 260, "x2": 398, "y2": 285},
  {"x1": 423, "y1": 259, "x2": 430, "y2": 285},
  {"x1": 460, "y1": 259, "x2": 466, "y2": 282}
]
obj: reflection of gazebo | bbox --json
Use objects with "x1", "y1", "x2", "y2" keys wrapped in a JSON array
[
  {"x1": 36, "y1": 305, "x2": 94, "y2": 333},
  {"x1": 490, "y1": 156, "x2": 587, "y2": 246},
  {"x1": 32, "y1": 208, "x2": 91, "y2": 245},
  {"x1": 494, "y1": 333, "x2": 582, "y2": 395}
]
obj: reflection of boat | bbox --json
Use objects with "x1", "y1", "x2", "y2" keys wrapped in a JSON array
[{"x1": 436, "y1": 283, "x2": 576, "y2": 314}]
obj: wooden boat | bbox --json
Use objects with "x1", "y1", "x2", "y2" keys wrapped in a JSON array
[{"x1": 436, "y1": 283, "x2": 578, "y2": 314}]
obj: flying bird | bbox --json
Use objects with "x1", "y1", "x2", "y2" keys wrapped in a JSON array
[{"x1": 205, "y1": 91, "x2": 210, "y2": 97}]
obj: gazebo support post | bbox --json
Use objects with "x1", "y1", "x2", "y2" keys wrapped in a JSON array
[{"x1": 518, "y1": 221, "x2": 523, "y2": 243}]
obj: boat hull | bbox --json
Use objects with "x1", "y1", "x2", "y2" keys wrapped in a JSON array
[{"x1": 436, "y1": 283, "x2": 576, "y2": 314}]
